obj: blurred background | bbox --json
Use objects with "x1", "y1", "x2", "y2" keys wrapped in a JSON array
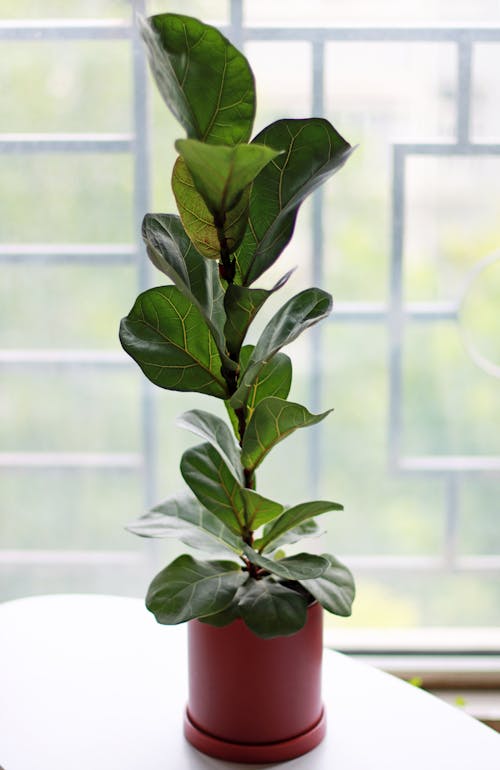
[{"x1": 1, "y1": 0, "x2": 499, "y2": 634}]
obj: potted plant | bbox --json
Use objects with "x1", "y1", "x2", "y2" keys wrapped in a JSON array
[{"x1": 120, "y1": 12, "x2": 356, "y2": 763}]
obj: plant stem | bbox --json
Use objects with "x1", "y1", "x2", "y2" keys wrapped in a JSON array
[
  {"x1": 215, "y1": 212, "x2": 259, "y2": 564},
  {"x1": 214, "y1": 212, "x2": 235, "y2": 283},
  {"x1": 235, "y1": 406, "x2": 247, "y2": 445}
]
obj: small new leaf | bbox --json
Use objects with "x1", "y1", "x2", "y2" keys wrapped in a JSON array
[
  {"x1": 146, "y1": 555, "x2": 245, "y2": 624},
  {"x1": 175, "y1": 139, "x2": 280, "y2": 216},
  {"x1": 172, "y1": 157, "x2": 250, "y2": 259}
]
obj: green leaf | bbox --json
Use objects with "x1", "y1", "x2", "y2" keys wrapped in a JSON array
[
  {"x1": 241, "y1": 348, "x2": 293, "y2": 417},
  {"x1": 257, "y1": 519, "x2": 323, "y2": 553},
  {"x1": 241, "y1": 397, "x2": 332, "y2": 472},
  {"x1": 256, "y1": 500, "x2": 343, "y2": 553},
  {"x1": 198, "y1": 600, "x2": 240, "y2": 627},
  {"x1": 180, "y1": 442, "x2": 282, "y2": 534},
  {"x1": 181, "y1": 442, "x2": 246, "y2": 533},
  {"x1": 175, "y1": 139, "x2": 280, "y2": 216},
  {"x1": 172, "y1": 157, "x2": 250, "y2": 258},
  {"x1": 177, "y1": 409, "x2": 243, "y2": 483},
  {"x1": 119, "y1": 285, "x2": 228, "y2": 398},
  {"x1": 299, "y1": 553, "x2": 355, "y2": 617},
  {"x1": 236, "y1": 117, "x2": 353, "y2": 285},
  {"x1": 230, "y1": 288, "x2": 332, "y2": 409},
  {"x1": 244, "y1": 546, "x2": 329, "y2": 580},
  {"x1": 240, "y1": 488, "x2": 283, "y2": 529},
  {"x1": 141, "y1": 14, "x2": 255, "y2": 145},
  {"x1": 225, "y1": 345, "x2": 293, "y2": 440},
  {"x1": 146, "y1": 554, "x2": 245, "y2": 624},
  {"x1": 224, "y1": 400, "x2": 241, "y2": 441},
  {"x1": 223, "y1": 272, "x2": 292, "y2": 359},
  {"x1": 238, "y1": 577, "x2": 308, "y2": 638},
  {"x1": 141, "y1": 213, "x2": 228, "y2": 363},
  {"x1": 125, "y1": 492, "x2": 242, "y2": 555}
]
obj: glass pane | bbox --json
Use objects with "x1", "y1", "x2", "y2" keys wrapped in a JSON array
[
  {"x1": 472, "y1": 44, "x2": 500, "y2": 141},
  {"x1": 0, "y1": 154, "x2": 133, "y2": 243},
  {"x1": 2, "y1": 369, "x2": 140, "y2": 451},
  {"x1": 148, "y1": 0, "x2": 228, "y2": 24},
  {"x1": 0, "y1": 41, "x2": 132, "y2": 133},
  {"x1": 325, "y1": 572, "x2": 500, "y2": 629},
  {"x1": 0, "y1": 265, "x2": 136, "y2": 348},
  {"x1": 1, "y1": 0, "x2": 129, "y2": 18},
  {"x1": 405, "y1": 156, "x2": 500, "y2": 303},
  {"x1": 323, "y1": 43, "x2": 456, "y2": 302},
  {"x1": 0, "y1": 470, "x2": 142, "y2": 549},
  {"x1": 320, "y1": 325, "x2": 443, "y2": 555},
  {"x1": 402, "y1": 323, "x2": 500, "y2": 456},
  {"x1": 245, "y1": 42, "x2": 312, "y2": 133},
  {"x1": 245, "y1": 0, "x2": 500, "y2": 25},
  {"x1": 459, "y1": 479, "x2": 500, "y2": 555}
]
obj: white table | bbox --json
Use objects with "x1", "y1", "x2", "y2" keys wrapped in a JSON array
[{"x1": 0, "y1": 595, "x2": 498, "y2": 770}]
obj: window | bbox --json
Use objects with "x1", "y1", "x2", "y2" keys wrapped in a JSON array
[{"x1": 1, "y1": 1, "x2": 499, "y2": 642}]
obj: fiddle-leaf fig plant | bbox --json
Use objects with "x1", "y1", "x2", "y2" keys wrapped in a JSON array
[{"x1": 121, "y1": 12, "x2": 356, "y2": 639}]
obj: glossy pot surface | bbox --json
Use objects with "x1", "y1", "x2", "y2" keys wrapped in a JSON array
[{"x1": 185, "y1": 601, "x2": 325, "y2": 761}]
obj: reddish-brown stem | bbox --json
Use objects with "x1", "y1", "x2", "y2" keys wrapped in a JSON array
[
  {"x1": 214, "y1": 212, "x2": 235, "y2": 284},
  {"x1": 243, "y1": 556, "x2": 260, "y2": 579},
  {"x1": 216, "y1": 214, "x2": 257, "y2": 554}
]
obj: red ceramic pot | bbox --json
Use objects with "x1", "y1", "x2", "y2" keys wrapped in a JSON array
[{"x1": 184, "y1": 601, "x2": 326, "y2": 763}]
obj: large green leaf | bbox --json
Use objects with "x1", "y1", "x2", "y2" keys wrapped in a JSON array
[
  {"x1": 141, "y1": 213, "x2": 228, "y2": 362},
  {"x1": 240, "y1": 488, "x2": 283, "y2": 530},
  {"x1": 198, "y1": 601, "x2": 240, "y2": 627},
  {"x1": 299, "y1": 553, "x2": 355, "y2": 617},
  {"x1": 141, "y1": 14, "x2": 255, "y2": 145},
  {"x1": 223, "y1": 272, "x2": 292, "y2": 359},
  {"x1": 181, "y1": 442, "x2": 245, "y2": 533},
  {"x1": 238, "y1": 577, "x2": 308, "y2": 638},
  {"x1": 236, "y1": 117, "x2": 353, "y2": 285},
  {"x1": 125, "y1": 492, "x2": 242, "y2": 555},
  {"x1": 175, "y1": 139, "x2": 279, "y2": 216},
  {"x1": 172, "y1": 157, "x2": 250, "y2": 259},
  {"x1": 146, "y1": 555, "x2": 245, "y2": 624},
  {"x1": 119, "y1": 285, "x2": 228, "y2": 398},
  {"x1": 241, "y1": 397, "x2": 331, "y2": 472},
  {"x1": 255, "y1": 500, "x2": 343, "y2": 553},
  {"x1": 230, "y1": 288, "x2": 332, "y2": 408},
  {"x1": 244, "y1": 546, "x2": 329, "y2": 580},
  {"x1": 177, "y1": 409, "x2": 242, "y2": 482}
]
